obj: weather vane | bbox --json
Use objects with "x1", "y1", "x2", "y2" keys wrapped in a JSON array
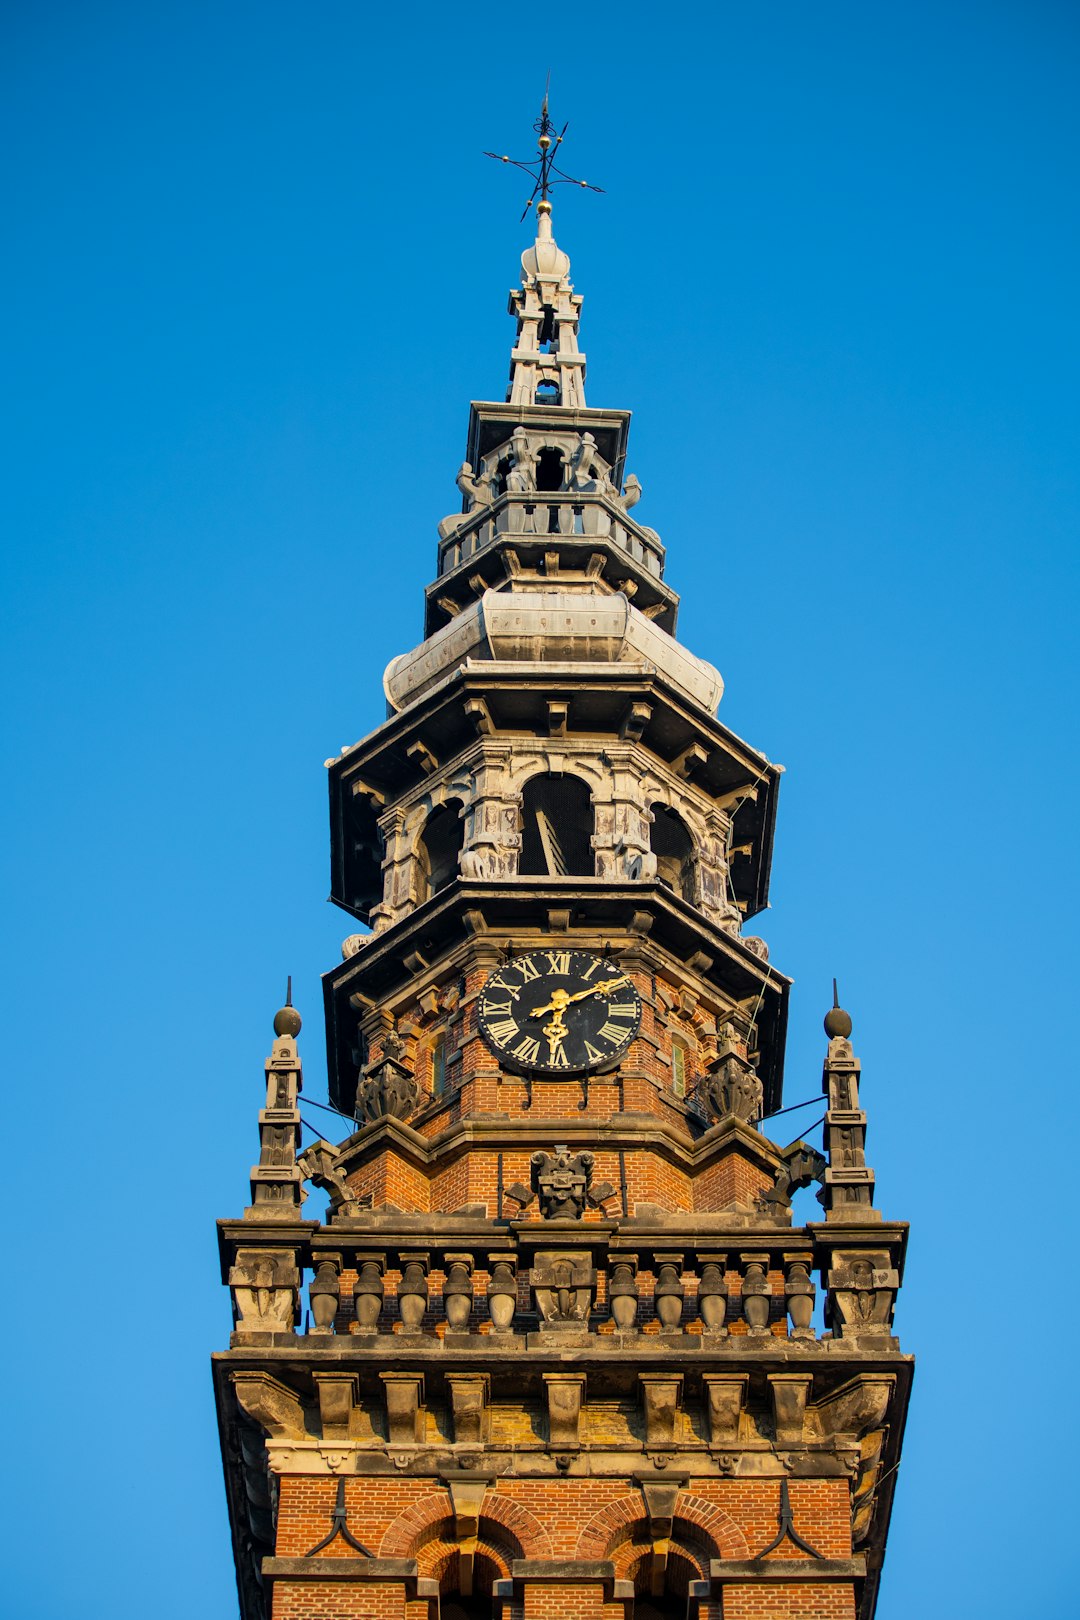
[{"x1": 484, "y1": 79, "x2": 605, "y2": 221}]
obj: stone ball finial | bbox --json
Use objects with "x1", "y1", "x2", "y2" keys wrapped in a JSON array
[
  {"x1": 824, "y1": 977, "x2": 852, "y2": 1039},
  {"x1": 274, "y1": 975, "x2": 302, "y2": 1038}
]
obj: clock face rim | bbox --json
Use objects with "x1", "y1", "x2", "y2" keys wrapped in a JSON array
[{"x1": 477, "y1": 948, "x2": 642, "y2": 1077}]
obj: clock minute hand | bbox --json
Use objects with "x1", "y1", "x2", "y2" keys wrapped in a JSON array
[{"x1": 528, "y1": 977, "x2": 628, "y2": 1019}]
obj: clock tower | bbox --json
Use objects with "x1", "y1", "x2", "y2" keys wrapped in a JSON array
[{"x1": 213, "y1": 180, "x2": 912, "y2": 1620}]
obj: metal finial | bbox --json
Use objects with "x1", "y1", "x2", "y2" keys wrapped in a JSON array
[
  {"x1": 286, "y1": 974, "x2": 293, "y2": 1007},
  {"x1": 274, "y1": 975, "x2": 302, "y2": 1039},
  {"x1": 484, "y1": 81, "x2": 605, "y2": 221},
  {"x1": 824, "y1": 978, "x2": 852, "y2": 1041}
]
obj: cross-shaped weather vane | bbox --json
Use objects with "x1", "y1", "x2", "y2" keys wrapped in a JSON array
[{"x1": 484, "y1": 80, "x2": 605, "y2": 221}]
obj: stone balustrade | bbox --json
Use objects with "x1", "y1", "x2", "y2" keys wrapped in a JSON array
[{"x1": 436, "y1": 490, "x2": 665, "y2": 579}]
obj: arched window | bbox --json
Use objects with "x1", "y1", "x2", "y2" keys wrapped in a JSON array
[
  {"x1": 535, "y1": 379, "x2": 561, "y2": 404},
  {"x1": 650, "y1": 804, "x2": 695, "y2": 901},
  {"x1": 417, "y1": 801, "x2": 464, "y2": 899},
  {"x1": 520, "y1": 774, "x2": 594, "y2": 877},
  {"x1": 536, "y1": 446, "x2": 565, "y2": 491},
  {"x1": 671, "y1": 1038, "x2": 688, "y2": 1099}
]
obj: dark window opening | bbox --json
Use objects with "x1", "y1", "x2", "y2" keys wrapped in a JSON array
[
  {"x1": 535, "y1": 380, "x2": 560, "y2": 404},
  {"x1": 430, "y1": 1033, "x2": 447, "y2": 1096},
  {"x1": 492, "y1": 456, "x2": 511, "y2": 497},
  {"x1": 650, "y1": 804, "x2": 695, "y2": 901},
  {"x1": 536, "y1": 446, "x2": 565, "y2": 491},
  {"x1": 520, "y1": 774, "x2": 593, "y2": 877},
  {"x1": 538, "y1": 304, "x2": 556, "y2": 349},
  {"x1": 417, "y1": 801, "x2": 464, "y2": 898},
  {"x1": 441, "y1": 1602, "x2": 489, "y2": 1620},
  {"x1": 635, "y1": 1601, "x2": 686, "y2": 1619}
]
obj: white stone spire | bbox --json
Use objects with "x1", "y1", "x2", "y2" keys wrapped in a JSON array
[{"x1": 507, "y1": 202, "x2": 586, "y2": 409}]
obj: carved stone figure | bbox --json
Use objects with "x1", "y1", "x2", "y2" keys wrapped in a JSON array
[
  {"x1": 230, "y1": 1251, "x2": 299, "y2": 1334},
  {"x1": 354, "y1": 1051, "x2": 421, "y2": 1123},
  {"x1": 437, "y1": 461, "x2": 495, "y2": 541},
  {"x1": 618, "y1": 474, "x2": 642, "y2": 510},
  {"x1": 531, "y1": 1252, "x2": 593, "y2": 1324},
  {"x1": 531, "y1": 1146, "x2": 594, "y2": 1220},
  {"x1": 506, "y1": 426, "x2": 537, "y2": 492},
  {"x1": 827, "y1": 1256, "x2": 899, "y2": 1336},
  {"x1": 567, "y1": 431, "x2": 612, "y2": 493}
]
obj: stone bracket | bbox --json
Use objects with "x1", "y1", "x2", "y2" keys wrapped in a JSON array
[
  {"x1": 447, "y1": 1373, "x2": 490, "y2": 1448},
  {"x1": 639, "y1": 1373, "x2": 683, "y2": 1450},
  {"x1": 702, "y1": 1372, "x2": 748, "y2": 1447},
  {"x1": 314, "y1": 1372, "x2": 360, "y2": 1440},
  {"x1": 543, "y1": 1372, "x2": 586, "y2": 1451},
  {"x1": 769, "y1": 1372, "x2": 813, "y2": 1444},
  {"x1": 380, "y1": 1372, "x2": 425, "y2": 1446}
]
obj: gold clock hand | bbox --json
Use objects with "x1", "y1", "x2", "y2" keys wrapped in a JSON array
[{"x1": 528, "y1": 978, "x2": 629, "y2": 1018}]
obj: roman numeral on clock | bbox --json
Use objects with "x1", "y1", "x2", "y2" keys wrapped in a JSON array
[
  {"x1": 544, "y1": 951, "x2": 571, "y2": 975},
  {"x1": 486, "y1": 1017, "x2": 519, "y2": 1045},
  {"x1": 511, "y1": 1036, "x2": 541, "y2": 1064},
  {"x1": 597, "y1": 1020, "x2": 633, "y2": 1046}
]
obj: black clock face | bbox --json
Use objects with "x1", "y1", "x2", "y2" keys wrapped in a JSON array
[{"x1": 478, "y1": 949, "x2": 642, "y2": 1075}]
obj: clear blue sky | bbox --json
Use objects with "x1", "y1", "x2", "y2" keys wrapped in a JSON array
[{"x1": 5, "y1": 3, "x2": 1078, "y2": 1616}]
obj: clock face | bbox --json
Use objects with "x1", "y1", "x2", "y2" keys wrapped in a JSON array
[{"x1": 478, "y1": 949, "x2": 642, "y2": 1075}]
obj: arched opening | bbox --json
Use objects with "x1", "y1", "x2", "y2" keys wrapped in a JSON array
[
  {"x1": 491, "y1": 455, "x2": 511, "y2": 497},
  {"x1": 634, "y1": 1601, "x2": 685, "y2": 1619},
  {"x1": 520, "y1": 773, "x2": 594, "y2": 877},
  {"x1": 535, "y1": 379, "x2": 561, "y2": 404},
  {"x1": 441, "y1": 1601, "x2": 488, "y2": 1620},
  {"x1": 650, "y1": 804, "x2": 695, "y2": 901},
  {"x1": 417, "y1": 801, "x2": 464, "y2": 899},
  {"x1": 536, "y1": 446, "x2": 565, "y2": 491}
]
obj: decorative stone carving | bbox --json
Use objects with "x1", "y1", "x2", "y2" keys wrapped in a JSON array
[
  {"x1": 314, "y1": 1371, "x2": 358, "y2": 1439},
  {"x1": 397, "y1": 1255, "x2": 430, "y2": 1332},
  {"x1": 639, "y1": 1374, "x2": 683, "y2": 1449},
  {"x1": 437, "y1": 462, "x2": 494, "y2": 541},
  {"x1": 653, "y1": 1256, "x2": 685, "y2": 1333},
  {"x1": 531, "y1": 1252, "x2": 594, "y2": 1325},
  {"x1": 442, "y1": 1254, "x2": 474, "y2": 1333},
  {"x1": 608, "y1": 1256, "x2": 639, "y2": 1332},
  {"x1": 506, "y1": 425, "x2": 537, "y2": 492},
  {"x1": 816, "y1": 1373, "x2": 896, "y2": 1439},
  {"x1": 758, "y1": 1142, "x2": 828, "y2": 1215},
  {"x1": 447, "y1": 1373, "x2": 489, "y2": 1448},
  {"x1": 354, "y1": 1048, "x2": 421, "y2": 1123},
  {"x1": 543, "y1": 1373, "x2": 586, "y2": 1450},
  {"x1": 308, "y1": 1254, "x2": 342, "y2": 1334},
  {"x1": 740, "y1": 1253, "x2": 772, "y2": 1334},
  {"x1": 702, "y1": 1373, "x2": 748, "y2": 1446},
  {"x1": 229, "y1": 1249, "x2": 300, "y2": 1335},
  {"x1": 297, "y1": 1140, "x2": 355, "y2": 1215},
  {"x1": 827, "y1": 1255, "x2": 900, "y2": 1337},
  {"x1": 486, "y1": 1256, "x2": 517, "y2": 1332},
  {"x1": 352, "y1": 1256, "x2": 385, "y2": 1334},
  {"x1": 567, "y1": 431, "x2": 612, "y2": 493},
  {"x1": 698, "y1": 1257, "x2": 729, "y2": 1334},
  {"x1": 231, "y1": 1371, "x2": 306, "y2": 1438},
  {"x1": 531, "y1": 1146, "x2": 593, "y2": 1220},
  {"x1": 696, "y1": 1045, "x2": 763, "y2": 1124},
  {"x1": 341, "y1": 933, "x2": 367, "y2": 959},
  {"x1": 769, "y1": 1373, "x2": 813, "y2": 1444},
  {"x1": 380, "y1": 1372, "x2": 424, "y2": 1446},
  {"x1": 618, "y1": 473, "x2": 642, "y2": 510},
  {"x1": 784, "y1": 1255, "x2": 816, "y2": 1338}
]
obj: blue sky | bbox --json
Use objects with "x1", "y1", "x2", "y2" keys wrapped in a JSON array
[{"x1": 4, "y1": 3, "x2": 1078, "y2": 1616}]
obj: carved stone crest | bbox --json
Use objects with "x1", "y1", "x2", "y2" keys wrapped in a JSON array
[{"x1": 530, "y1": 1146, "x2": 594, "y2": 1220}]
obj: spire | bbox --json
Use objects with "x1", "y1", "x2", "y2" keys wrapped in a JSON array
[
  {"x1": 486, "y1": 92, "x2": 601, "y2": 410},
  {"x1": 507, "y1": 203, "x2": 586, "y2": 408}
]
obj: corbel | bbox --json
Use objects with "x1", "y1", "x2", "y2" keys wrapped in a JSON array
[
  {"x1": 585, "y1": 552, "x2": 606, "y2": 578},
  {"x1": 672, "y1": 743, "x2": 708, "y2": 780},
  {"x1": 447, "y1": 1374, "x2": 491, "y2": 1448},
  {"x1": 350, "y1": 779, "x2": 386, "y2": 808},
  {"x1": 407, "y1": 740, "x2": 439, "y2": 776},
  {"x1": 543, "y1": 1372, "x2": 586, "y2": 1451},
  {"x1": 619, "y1": 701, "x2": 652, "y2": 742},
  {"x1": 702, "y1": 1373, "x2": 747, "y2": 1447},
  {"x1": 380, "y1": 1372, "x2": 425, "y2": 1446},
  {"x1": 639, "y1": 1373, "x2": 683, "y2": 1450},
  {"x1": 436, "y1": 594, "x2": 463, "y2": 618},
  {"x1": 314, "y1": 1372, "x2": 360, "y2": 1441},
  {"x1": 464, "y1": 696, "x2": 494, "y2": 736},
  {"x1": 467, "y1": 572, "x2": 487, "y2": 598},
  {"x1": 641, "y1": 602, "x2": 666, "y2": 620},
  {"x1": 547, "y1": 908, "x2": 571, "y2": 931},
  {"x1": 547, "y1": 699, "x2": 569, "y2": 737},
  {"x1": 231, "y1": 1371, "x2": 306, "y2": 1439},
  {"x1": 769, "y1": 1373, "x2": 813, "y2": 1445}
]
